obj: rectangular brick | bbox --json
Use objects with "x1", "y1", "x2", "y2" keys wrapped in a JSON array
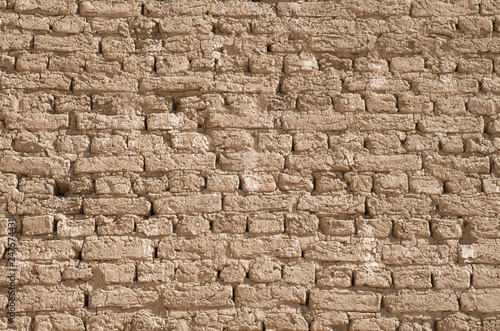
[
  {"x1": 140, "y1": 75, "x2": 212, "y2": 92},
  {"x1": 82, "y1": 237, "x2": 154, "y2": 260},
  {"x1": 80, "y1": 1, "x2": 142, "y2": 17},
  {"x1": 310, "y1": 290, "x2": 382, "y2": 312},
  {"x1": 282, "y1": 113, "x2": 347, "y2": 131},
  {"x1": 0, "y1": 34, "x2": 32, "y2": 51},
  {"x1": 354, "y1": 154, "x2": 421, "y2": 172},
  {"x1": 90, "y1": 287, "x2": 159, "y2": 309},
  {"x1": 213, "y1": 74, "x2": 279, "y2": 93},
  {"x1": 15, "y1": 0, "x2": 77, "y2": 15},
  {"x1": 353, "y1": 114, "x2": 415, "y2": 131},
  {"x1": 146, "y1": 113, "x2": 197, "y2": 131},
  {"x1": 418, "y1": 116, "x2": 484, "y2": 133},
  {"x1": 461, "y1": 290, "x2": 500, "y2": 313},
  {"x1": 286, "y1": 154, "x2": 350, "y2": 172},
  {"x1": 459, "y1": 244, "x2": 500, "y2": 264},
  {"x1": 57, "y1": 218, "x2": 95, "y2": 238},
  {"x1": 12, "y1": 197, "x2": 82, "y2": 215},
  {"x1": 307, "y1": 36, "x2": 375, "y2": 53},
  {"x1": 17, "y1": 240, "x2": 78, "y2": 260},
  {"x1": 154, "y1": 194, "x2": 221, "y2": 214},
  {"x1": 230, "y1": 238, "x2": 301, "y2": 259},
  {"x1": 34, "y1": 35, "x2": 98, "y2": 52},
  {"x1": 74, "y1": 156, "x2": 144, "y2": 174},
  {"x1": 297, "y1": 195, "x2": 365, "y2": 215},
  {"x1": 282, "y1": 74, "x2": 342, "y2": 93},
  {"x1": 305, "y1": 241, "x2": 375, "y2": 262},
  {"x1": 0, "y1": 156, "x2": 69, "y2": 176},
  {"x1": 473, "y1": 266, "x2": 500, "y2": 288},
  {"x1": 220, "y1": 152, "x2": 283, "y2": 172},
  {"x1": 224, "y1": 195, "x2": 296, "y2": 212},
  {"x1": 236, "y1": 285, "x2": 306, "y2": 309},
  {"x1": 384, "y1": 292, "x2": 459, "y2": 314},
  {"x1": 438, "y1": 196, "x2": 500, "y2": 216},
  {"x1": 413, "y1": 77, "x2": 478, "y2": 93},
  {"x1": 83, "y1": 198, "x2": 151, "y2": 216},
  {"x1": 158, "y1": 238, "x2": 227, "y2": 260},
  {"x1": 277, "y1": 2, "x2": 338, "y2": 16},
  {"x1": 17, "y1": 287, "x2": 84, "y2": 312},
  {"x1": 383, "y1": 245, "x2": 450, "y2": 265},
  {"x1": 145, "y1": 153, "x2": 216, "y2": 172},
  {"x1": 209, "y1": 2, "x2": 275, "y2": 17},
  {"x1": 367, "y1": 197, "x2": 435, "y2": 216},
  {"x1": 74, "y1": 74, "x2": 138, "y2": 93},
  {"x1": 163, "y1": 284, "x2": 233, "y2": 308},
  {"x1": 207, "y1": 113, "x2": 276, "y2": 129},
  {"x1": 76, "y1": 114, "x2": 145, "y2": 130},
  {"x1": 424, "y1": 154, "x2": 490, "y2": 173}
]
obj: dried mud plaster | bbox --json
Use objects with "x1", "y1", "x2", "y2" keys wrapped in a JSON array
[{"x1": 1, "y1": 0, "x2": 500, "y2": 330}]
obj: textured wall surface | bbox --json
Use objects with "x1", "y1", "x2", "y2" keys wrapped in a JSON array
[{"x1": 1, "y1": 0, "x2": 500, "y2": 329}]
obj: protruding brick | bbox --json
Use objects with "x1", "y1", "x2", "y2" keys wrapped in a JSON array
[{"x1": 82, "y1": 237, "x2": 153, "y2": 260}]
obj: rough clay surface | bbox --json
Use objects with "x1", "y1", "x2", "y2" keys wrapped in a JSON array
[{"x1": 1, "y1": 0, "x2": 500, "y2": 330}]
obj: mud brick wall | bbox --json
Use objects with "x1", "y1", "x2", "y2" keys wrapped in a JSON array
[{"x1": 1, "y1": 0, "x2": 500, "y2": 329}]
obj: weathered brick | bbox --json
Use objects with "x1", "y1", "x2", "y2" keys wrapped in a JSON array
[
  {"x1": 305, "y1": 240, "x2": 375, "y2": 262},
  {"x1": 0, "y1": 156, "x2": 69, "y2": 176},
  {"x1": 162, "y1": 284, "x2": 233, "y2": 308},
  {"x1": 418, "y1": 116, "x2": 484, "y2": 133},
  {"x1": 73, "y1": 74, "x2": 138, "y2": 93},
  {"x1": 309, "y1": 290, "x2": 381, "y2": 312},
  {"x1": 74, "y1": 156, "x2": 144, "y2": 174},
  {"x1": 17, "y1": 287, "x2": 84, "y2": 312},
  {"x1": 459, "y1": 243, "x2": 500, "y2": 264},
  {"x1": 282, "y1": 113, "x2": 346, "y2": 131},
  {"x1": 154, "y1": 194, "x2": 221, "y2": 214},
  {"x1": 367, "y1": 197, "x2": 435, "y2": 216},
  {"x1": 12, "y1": 197, "x2": 82, "y2": 215},
  {"x1": 22, "y1": 215, "x2": 54, "y2": 235},
  {"x1": 298, "y1": 195, "x2": 365, "y2": 215},
  {"x1": 15, "y1": 0, "x2": 77, "y2": 15},
  {"x1": 82, "y1": 237, "x2": 154, "y2": 260},
  {"x1": 158, "y1": 238, "x2": 226, "y2": 260},
  {"x1": 34, "y1": 34, "x2": 98, "y2": 52},
  {"x1": 220, "y1": 152, "x2": 284, "y2": 172},
  {"x1": 236, "y1": 285, "x2": 306, "y2": 309},
  {"x1": 231, "y1": 238, "x2": 301, "y2": 259},
  {"x1": 355, "y1": 154, "x2": 421, "y2": 172},
  {"x1": 286, "y1": 153, "x2": 349, "y2": 172},
  {"x1": 461, "y1": 290, "x2": 500, "y2": 313},
  {"x1": 90, "y1": 287, "x2": 159, "y2": 309},
  {"x1": 438, "y1": 196, "x2": 500, "y2": 216},
  {"x1": 80, "y1": 1, "x2": 142, "y2": 17},
  {"x1": 145, "y1": 153, "x2": 215, "y2": 172},
  {"x1": 352, "y1": 114, "x2": 415, "y2": 131},
  {"x1": 383, "y1": 245, "x2": 450, "y2": 265},
  {"x1": 57, "y1": 218, "x2": 95, "y2": 238},
  {"x1": 354, "y1": 269, "x2": 392, "y2": 288},
  {"x1": 146, "y1": 113, "x2": 197, "y2": 131},
  {"x1": 17, "y1": 240, "x2": 78, "y2": 260},
  {"x1": 76, "y1": 114, "x2": 145, "y2": 130},
  {"x1": 224, "y1": 195, "x2": 296, "y2": 212},
  {"x1": 83, "y1": 198, "x2": 150, "y2": 216},
  {"x1": 384, "y1": 292, "x2": 459, "y2": 314}
]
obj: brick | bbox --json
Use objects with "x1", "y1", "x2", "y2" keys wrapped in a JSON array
[
  {"x1": 73, "y1": 74, "x2": 138, "y2": 93},
  {"x1": 390, "y1": 57, "x2": 425, "y2": 72},
  {"x1": 93, "y1": 263, "x2": 135, "y2": 284},
  {"x1": 207, "y1": 174, "x2": 239, "y2": 192},
  {"x1": 282, "y1": 261, "x2": 315, "y2": 285},
  {"x1": 393, "y1": 219, "x2": 430, "y2": 239},
  {"x1": 248, "y1": 213, "x2": 284, "y2": 235},
  {"x1": 15, "y1": 0, "x2": 77, "y2": 15},
  {"x1": 145, "y1": 153, "x2": 215, "y2": 172},
  {"x1": 305, "y1": 240, "x2": 375, "y2": 262},
  {"x1": 34, "y1": 34, "x2": 98, "y2": 52},
  {"x1": 154, "y1": 194, "x2": 221, "y2": 214},
  {"x1": 473, "y1": 266, "x2": 500, "y2": 288},
  {"x1": 438, "y1": 196, "x2": 500, "y2": 216},
  {"x1": 413, "y1": 77, "x2": 478, "y2": 93},
  {"x1": 418, "y1": 116, "x2": 484, "y2": 133},
  {"x1": 17, "y1": 240, "x2": 78, "y2": 260},
  {"x1": 146, "y1": 113, "x2": 197, "y2": 131},
  {"x1": 383, "y1": 245, "x2": 450, "y2": 265},
  {"x1": 354, "y1": 269, "x2": 392, "y2": 288},
  {"x1": 22, "y1": 215, "x2": 54, "y2": 235},
  {"x1": 17, "y1": 287, "x2": 84, "y2": 312},
  {"x1": 83, "y1": 197, "x2": 150, "y2": 216},
  {"x1": 95, "y1": 176, "x2": 131, "y2": 195},
  {"x1": 424, "y1": 153, "x2": 490, "y2": 174},
  {"x1": 434, "y1": 266, "x2": 471, "y2": 290},
  {"x1": 162, "y1": 284, "x2": 233, "y2": 308},
  {"x1": 138, "y1": 262, "x2": 174, "y2": 283},
  {"x1": 56, "y1": 135, "x2": 90, "y2": 154},
  {"x1": 80, "y1": 1, "x2": 141, "y2": 17},
  {"x1": 393, "y1": 269, "x2": 432, "y2": 289},
  {"x1": 158, "y1": 238, "x2": 226, "y2": 260},
  {"x1": 352, "y1": 114, "x2": 415, "y2": 131},
  {"x1": 278, "y1": 174, "x2": 314, "y2": 192},
  {"x1": 320, "y1": 218, "x2": 355, "y2": 236},
  {"x1": 309, "y1": 290, "x2": 381, "y2": 312},
  {"x1": 282, "y1": 113, "x2": 346, "y2": 131},
  {"x1": 74, "y1": 156, "x2": 144, "y2": 174},
  {"x1": 384, "y1": 292, "x2": 459, "y2": 314},
  {"x1": 461, "y1": 290, "x2": 500, "y2": 313},
  {"x1": 12, "y1": 197, "x2": 82, "y2": 215},
  {"x1": 224, "y1": 195, "x2": 296, "y2": 212},
  {"x1": 91, "y1": 136, "x2": 127, "y2": 155},
  {"x1": 82, "y1": 237, "x2": 154, "y2": 260},
  {"x1": 277, "y1": 2, "x2": 338, "y2": 17},
  {"x1": 286, "y1": 153, "x2": 349, "y2": 172},
  {"x1": 367, "y1": 197, "x2": 435, "y2": 216},
  {"x1": 409, "y1": 176, "x2": 443, "y2": 195},
  {"x1": 334, "y1": 93, "x2": 365, "y2": 112},
  {"x1": 171, "y1": 132, "x2": 209, "y2": 153},
  {"x1": 76, "y1": 114, "x2": 145, "y2": 130},
  {"x1": 373, "y1": 173, "x2": 408, "y2": 195},
  {"x1": 90, "y1": 287, "x2": 158, "y2": 309},
  {"x1": 230, "y1": 238, "x2": 301, "y2": 259},
  {"x1": 57, "y1": 218, "x2": 95, "y2": 238},
  {"x1": 236, "y1": 285, "x2": 306, "y2": 309},
  {"x1": 208, "y1": 113, "x2": 276, "y2": 129},
  {"x1": 220, "y1": 152, "x2": 283, "y2": 172},
  {"x1": 459, "y1": 243, "x2": 500, "y2": 264},
  {"x1": 298, "y1": 195, "x2": 365, "y2": 215},
  {"x1": 0, "y1": 156, "x2": 69, "y2": 176}
]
